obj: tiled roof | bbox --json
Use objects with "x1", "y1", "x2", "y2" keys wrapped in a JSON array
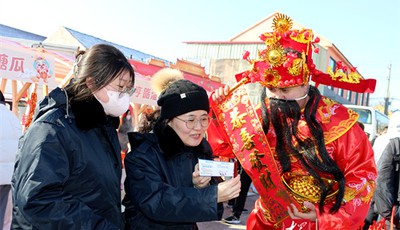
[
  {"x1": 0, "y1": 24, "x2": 46, "y2": 41},
  {"x1": 0, "y1": 24, "x2": 170, "y2": 64},
  {"x1": 65, "y1": 27, "x2": 170, "y2": 63}
]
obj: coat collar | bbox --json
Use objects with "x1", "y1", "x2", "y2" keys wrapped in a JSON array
[
  {"x1": 68, "y1": 90, "x2": 119, "y2": 130},
  {"x1": 156, "y1": 125, "x2": 211, "y2": 160}
]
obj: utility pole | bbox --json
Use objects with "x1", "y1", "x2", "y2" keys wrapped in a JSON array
[{"x1": 384, "y1": 64, "x2": 392, "y2": 115}]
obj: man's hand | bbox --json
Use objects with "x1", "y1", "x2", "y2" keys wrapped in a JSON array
[{"x1": 287, "y1": 201, "x2": 317, "y2": 222}]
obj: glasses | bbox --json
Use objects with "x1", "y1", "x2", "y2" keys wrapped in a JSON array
[
  {"x1": 107, "y1": 84, "x2": 136, "y2": 96},
  {"x1": 175, "y1": 116, "x2": 211, "y2": 129}
]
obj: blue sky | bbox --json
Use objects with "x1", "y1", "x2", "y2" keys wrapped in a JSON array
[{"x1": 1, "y1": 0, "x2": 399, "y2": 109}]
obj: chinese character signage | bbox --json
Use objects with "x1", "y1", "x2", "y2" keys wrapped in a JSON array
[
  {"x1": 0, "y1": 43, "x2": 55, "y2": 86},
  {"x1": 131, "y1": 74, "x2": 158, "y2": 106}
]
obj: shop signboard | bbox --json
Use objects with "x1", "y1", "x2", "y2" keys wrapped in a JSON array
[{"x1": 0, "y1": 39, "x2": 56, "y2": 86}]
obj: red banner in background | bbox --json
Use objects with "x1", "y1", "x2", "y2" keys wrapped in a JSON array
[{"x1": 129, "y1": 59, "x2": 224, "y2": 94}]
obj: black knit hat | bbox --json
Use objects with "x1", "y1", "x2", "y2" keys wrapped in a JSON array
[{"x1": 157, "y1": 79, "x2": 209, "y2": 119}]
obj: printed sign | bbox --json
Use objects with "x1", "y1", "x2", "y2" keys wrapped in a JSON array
[
  {"x1": 0, "y1": 43, "x2": 55, "y2": 86},
  {"x1": 131, "y1": 75, "x2": 158, "y2": 106}
]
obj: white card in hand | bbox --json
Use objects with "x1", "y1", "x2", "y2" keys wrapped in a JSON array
[{"x1": 198, "y1": 159, "x2": 234, "y2": 177}]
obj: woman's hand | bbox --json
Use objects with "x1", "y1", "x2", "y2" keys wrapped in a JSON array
[
  {"x1": 211, "y1": 85, "x2": 231, "y2": 103},
  {"x1": 192, "y1": 163, "x2": 211, "y2": 189},
  {"x1": 217, "y1": 175, "x2": 241, "y2": 203},
  {"x1": 287, "y1": 201, "x2": 317, "y2": 222}
]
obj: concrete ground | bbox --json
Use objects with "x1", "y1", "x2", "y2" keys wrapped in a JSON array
[{"x1": 197, "y1": 191, "x2": 258, "y2": 230}]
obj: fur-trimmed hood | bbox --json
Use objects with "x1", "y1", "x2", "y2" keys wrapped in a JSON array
[
  {"x1": 156, "y1": 125, "x2": 212, "y2": 160},
  {"x1": 128, "y1": 124, "x2": 213, "y2": 161}
]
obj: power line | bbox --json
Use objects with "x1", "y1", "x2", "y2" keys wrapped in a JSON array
[{"x1": 384, "y1": 63, "x2": 392, "y2": 115}]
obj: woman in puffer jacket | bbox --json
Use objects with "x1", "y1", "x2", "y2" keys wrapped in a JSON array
[
  {"x1": 12, "y1": 44, "x2": 135, "y2": 229},
  {"x1": 123, "y1": 69, "x2": 241, "y2": 229}
]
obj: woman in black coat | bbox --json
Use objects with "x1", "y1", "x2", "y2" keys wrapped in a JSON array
[
  {"x1": 374, "y1": 111, "x2": 400, "y2": 230},
  {"x1": 12, "y1": 44, "x2": 135, "y2": 229},
  {"x1": 123, "y1": 70, "x2": 241, "y2": 230}
]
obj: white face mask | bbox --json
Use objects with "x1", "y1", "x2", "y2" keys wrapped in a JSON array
[{"x1": 95, "y1": 89, "x2": 130, "y2": 117}]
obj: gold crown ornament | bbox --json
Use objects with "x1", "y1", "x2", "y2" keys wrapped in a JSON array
[
  {"x1": 236, "y1": 13, "x2": 376, "y2": 93},
  {"x1": 239, "y1": 13, "x2": 319, "y2": 88}
]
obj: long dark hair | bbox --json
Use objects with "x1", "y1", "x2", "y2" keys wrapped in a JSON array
[
  {"x1": 65, "y1": 44, "x2": 135, "y2": 101},
  {"x1": 261, "y1": 85, "x2": 345, "y2": 213}
]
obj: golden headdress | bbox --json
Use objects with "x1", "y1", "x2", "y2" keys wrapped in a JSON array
[{"x1": 236, "y1": 13, "x2": 376, "y2": 93}]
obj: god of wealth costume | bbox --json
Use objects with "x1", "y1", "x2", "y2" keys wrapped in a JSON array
[{"x1": 209, "y1": 13, "x2": 377, "y2": 229}]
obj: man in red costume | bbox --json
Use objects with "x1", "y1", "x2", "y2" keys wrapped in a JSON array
[{"x1": 210, "y1": 13, "x2": 376, "y2": 229}]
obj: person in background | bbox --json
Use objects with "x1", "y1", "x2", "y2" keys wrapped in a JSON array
[
  {"x1": 118, "y1": 107, "x2": 135, "y2": 156},
  {"x1": 211, "y1": 13, "x2": 376, "y2": 229},
  {"x1": 363, "y1": 121, "x2": 394, "y2": 229},
  {"x1": 358, "y1": 121, "x2": 365, "y2": 131},
  {"x1": 118, "y1": 108, "x2": 135, "y2": 204},
  {"x1": 372, "y1": 125, "x2": 390, "y2": 163},
  {"x1": 137, "y1": 108, "x2": 161, "y2": 133},
  {"x1": 12, "y1": 44, "x2": 135, "y2": 229},
  {"x1": 373, "y1": 111, "x2": 400, "y2": 230},
  {"x1": 123, "y1": 68, "x2": 241, "y2": 229},
  {"x1": 371, "y1": 125, "x2": 388, "y2": 147},
  {"x1": 0, "y1": 90, "x2": 22, "y2": 230},
  {"x1": 223, "y1": 163, "x2": 253, "y2": 224}
]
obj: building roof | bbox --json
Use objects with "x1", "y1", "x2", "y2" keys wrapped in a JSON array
[
  {"x1": 0, "y1": 24, "x2": 169, "y2": 64},
  {"x1": 64, "y1": 27, "x2": 169, "y2": 63},
  {"x1": 0, "y1": 24, "x2": 46, "y2": 41}
]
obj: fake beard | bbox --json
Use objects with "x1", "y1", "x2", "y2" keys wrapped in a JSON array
[
  {"x1": 269, "y1": 98, "x2": 301, "y2": 136},
  {"x1": 268, "y1": 98, "x2": 302, "y2": 171}
]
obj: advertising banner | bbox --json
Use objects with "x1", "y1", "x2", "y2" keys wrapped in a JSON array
[{"x1": 0, "y1": 41, "x2": 56, "y2": 86}]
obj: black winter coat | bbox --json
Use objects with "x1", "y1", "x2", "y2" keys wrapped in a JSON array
[
  {"x1": 12, "y1": 87, "x2": 124, "y2": 229},
  {"x1": 123, "y1": 125, "x2": 223, "y2": 230},
  {"x1": 374, "y1": 137, "x2": 400, "y2": 224}
]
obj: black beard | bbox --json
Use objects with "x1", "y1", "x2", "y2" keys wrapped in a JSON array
[
  {"x1": 269, "y1": 98, "x2": 302, "y2": 172},
  {"x1": 269, "y1": 98, "x2": 301, "y2": 129}
]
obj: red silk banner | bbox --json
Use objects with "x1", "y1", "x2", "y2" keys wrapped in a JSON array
[{"x1": 210, "y1": 84, "x2": 301, "y2": 227}]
